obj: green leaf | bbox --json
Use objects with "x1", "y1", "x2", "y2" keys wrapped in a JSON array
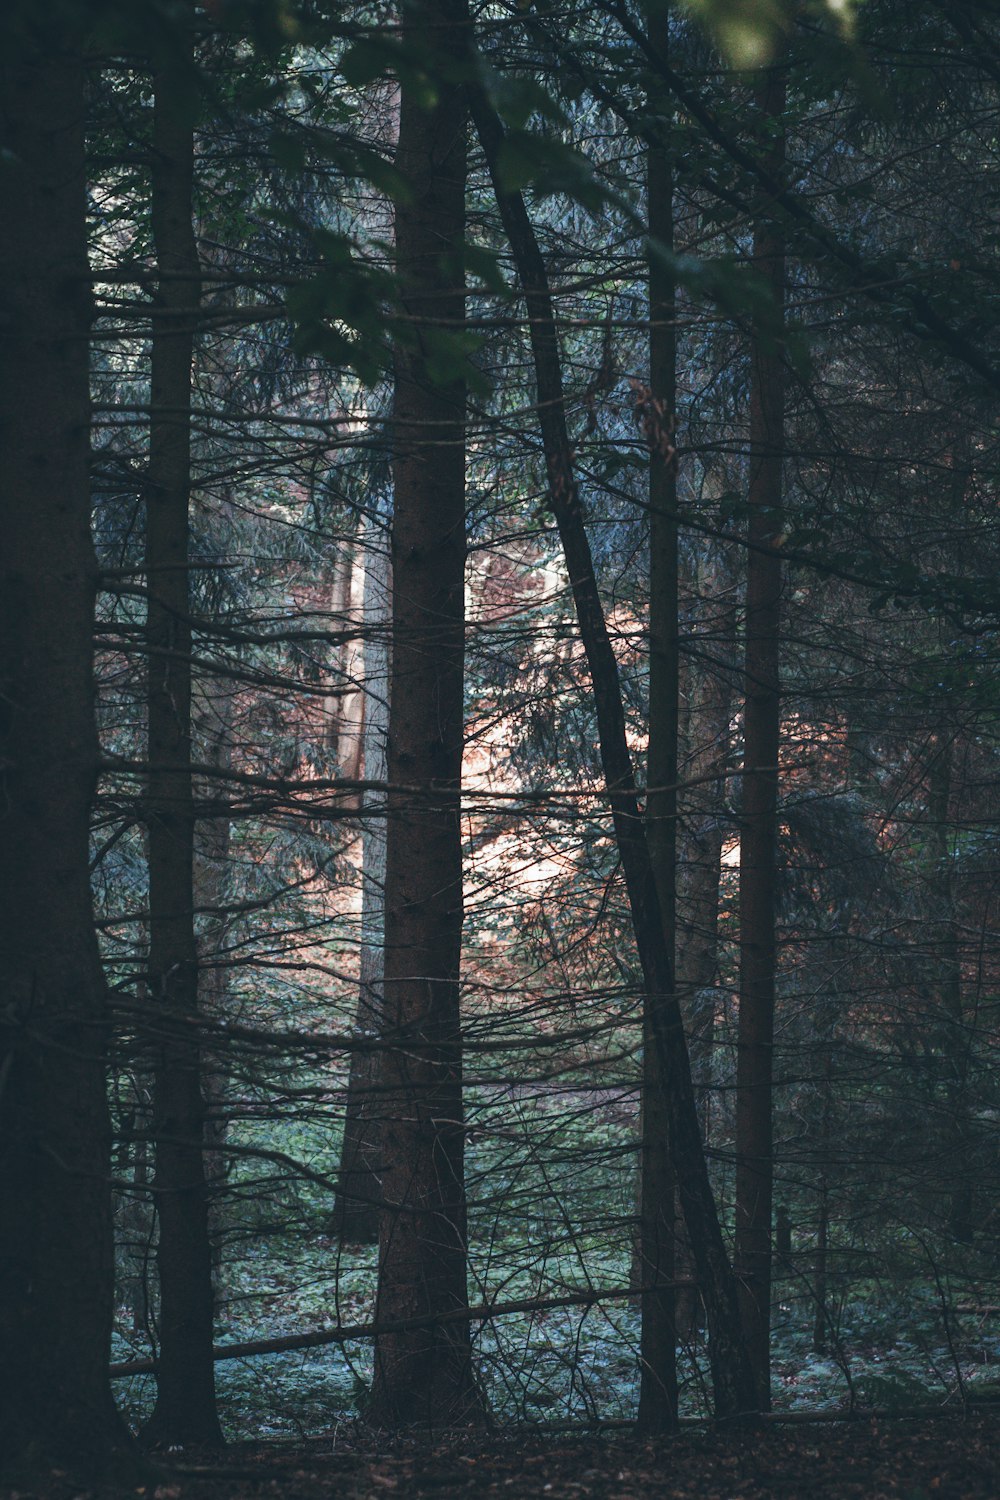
[
  {"x1": 464, "y1": 242, "x2": 509, "y2": 295},
  {"x1": 270, "y1": 130, "x2": 307, "y2": 173},
  {"x1": 488, "y1": 73, "x2": 567, "y2": 131},
  {"x1": 495, "y1": 131, "x2": 608, "y2": 211},
  {"x1": 415, "y1": 325, "x2": 493, "y2": 398},
  {"x1": 680, "y1": 0, "x2": 790, "y2": 67},
  {"x1": 340, "y1": 36, "x2": 396, "y2": 87}
]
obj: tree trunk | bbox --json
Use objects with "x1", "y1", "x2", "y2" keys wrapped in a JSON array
[
  {"x1": 926, "y1": 732, "x2": 973, "y2": 1244},
  {"x1": 141, "y1": 17, "x2": 222, "y2": 1448},
  {"x1": 0, "y1": 32, "x2": 133, "y2": 1481},
  {"x1": 472, "y1": 87, "x2": 759, "y2": 1424},
  {"x1": 674, "y1": 546, "x2": 738, "y2": 1340},
  {"x1": 637, "y1": 43, "x2": 679, "y2": 1430},
  {"x1": 734, "y1": 66, "x2": 786, "y2": 1414},
  {"x1": 327, "y1": 523, "x2": 367, "y2": 792},
  {"x1": 116, "y1": 1063, "x2": 155, "y2": 1337},
  {"x1": 811, "y1": 1059, "x2": 833, "y2": 1354},
  {"x1": 192, "y1": 672, "x2": 235, "y2": 1281},
  {"x1": 678, "y1": 549, "x2": 738, "y2": 1125},
  {"x1": 369, "y1": 0, "x2": 480, "y2": 1427},
  {"x1": 332, "y1": 521, "x2": 391, "y2": 1244}
]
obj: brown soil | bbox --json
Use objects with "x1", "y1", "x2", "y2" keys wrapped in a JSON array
[{"x1": 9, "y1": 1414, "x2": 998, "y2": 1500}]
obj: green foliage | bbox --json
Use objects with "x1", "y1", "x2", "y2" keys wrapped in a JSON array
[
  {"x1": 494, "y1": 131, "x2": 612, "y2": 213},
  {"x1": 852, "y1": 1369, "x2": 936, "y2": 1412},
  {"x1": 679, "y1": 0, "x2": 860, "y2": 68},
  {"x1": 286, "y1": 231, "x2": 394, "y2": 384}
]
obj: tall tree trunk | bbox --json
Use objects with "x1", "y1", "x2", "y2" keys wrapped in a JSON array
[
  {"x1": 115, "y1": 1057, "x2": 154, "y2": 1337},
  {"x1": 926, "y1": 732, "x2": 973, "y2": 1244},
  {"x1": 674, "y1": 546, "x2": 738, "y2": 1339},
  {"x1": 332, "y1": 521, "x2": 391, "y2": 1244},
  {"x1": 369, "y1": 0, "x2": 479, "y2": 1426},
  {"x1": 141, "y1": 18, "x2": 222, "y2": 1447},
  {"x1": 0, "y1": 30, "x2": 133, "y2": 1481},
  {"x1": 678, "y1": 548, "x2": 738, "y2": 1125},
  {"x1": 472, "y1": 87, "x2": 759, "y2": 1424},
  {"x1": 734, "y1": 65, "x2": 786, "y2": 1414},
  {"x1": 637, "y1": 39, "x2": 679, "y2": 1430},
  {"x1": 811, "y1": 1055, "x2": 833, "y2": 1354},
  {"x1": 192, "y1": 672, "x2": 235, "y2": 1279}
]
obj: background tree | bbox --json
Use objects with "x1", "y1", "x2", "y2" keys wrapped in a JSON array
[
  {"x1": 140, "y1": 8, "x2": 223, "y2": 1447},
  {"x1": 734, "y1": 59, "x2": 786, "y2": 1412},
  {"x1": 472, "y1": 70, "x2": 759, "y2": 1421},
  {"x1": 637, "y1": 0, "x2": 679, "y2": 1430},
  {"x1": 331, "y1": 504, "x2": 392, "y2": 1244}
]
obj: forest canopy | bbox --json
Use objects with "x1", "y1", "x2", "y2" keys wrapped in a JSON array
[{"x1": 2, "y1": 0, "x2": 1000, "y2": 1485}]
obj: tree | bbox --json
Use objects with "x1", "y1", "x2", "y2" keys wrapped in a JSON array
[
  {"x1": 637, "y1": 5, "x2": 679, "y2": 1430},
  {"x1": 472, "y1": 75, "x2": 760, "y2": 1423},
  {"x1": 140, "y1": 11, "x2": 223, "y2": 1446},
  {"x1": 332, "y1": 511, "x2": 391, "y2": 1244},
  {"x1": 368, "y1": 0, "x2": 480, "y2": 1426},
  {"x1": 0, "y1": 13, "x2": 133, "y2": 1480},
  {"x1": 733, "y1": 61, "x2": 786, "y2": 1411}
]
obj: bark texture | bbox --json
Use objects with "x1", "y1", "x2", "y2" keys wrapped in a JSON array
[
  {"x1": 326, "y1": 527, "x2": 367, "y2": 791},
  {"x1": 926, "y1": 732, "x2": 973, "y2": 1245},
  {"x1": 637, "y1": 55, "x2": 679, "y2": 1430},
  {"x1": 192, "y1": 672, "x2": 235, "y2": 1276},
  {"x1": 674, "y1": 546, "x2": 738, "y2": 1339},
  {"x1": 333, "y1": 523, "x2": 391, "y2": 1244},
  {"x1": 0, "y1": 31, "x2": 131, "y2": 1480},
  {"x1": 734, "y1": 65, "x2": 787, "y2": 1413},
  {"x1": 141, "y1": 19, "x2": 222, "y2": 1447},
  {"x1": 369, "y1": 0, "x2": 479, "y2": 1426},
  {"x1": 677, "y1": 549, "x2": 738, "y2": 1125}
]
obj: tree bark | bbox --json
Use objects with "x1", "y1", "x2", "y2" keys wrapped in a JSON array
[
  {"x1": 734, "y1": 65, "x2": 786, "y2": 1414},
  {"x1": 141, "y1": 16, "x2": 222, "y2": 1448},
  {"x1": 926, "y1": 732, "x2": 973, "y2": 1245},
  {"x1": 637, "y1": 40, "x2": 679, "y2": 1430},
  {"x1": 674, "y1": 546, "x2": 738, "y2": 1339},
  {"x1": 326, "y1": 524, "x2": 367, "y2": 792},
  {"x1": 332, "y1": 520, "x2": 391, "y2": 1243},
  {"x1": 811, "y1": 1058, "x2": 833, "y2": 1355},
  {"x1": 192, "y1": 671, "x2": 235, "y2": 1281},
  {"x1": 369, "y1": 0, "x2": 480, "y2": 1427},
  {"x1": 678, "y1": 548, "x2": 738, "y2": 1127},
  {"x1": 0, "y1": 29, "x2": 133, "y2": 1481},
  {"x1": 472, "y1": 88, "x2": 759, "y2": 1424}
]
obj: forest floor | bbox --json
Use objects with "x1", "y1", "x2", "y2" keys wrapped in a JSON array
[{"x1": 13, "y1": 1413, "x2": 1000, "y2": 1500}]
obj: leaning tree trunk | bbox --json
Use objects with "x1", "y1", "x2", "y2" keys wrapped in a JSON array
[
  {"x1": 734, "y1": 64, "x2": 786, "y2": 1414},
  {"x1": 0, "y1": 29, "x2": 134, "y2": 1482},
  {"x1": 140, "y1": 14, "x2": 222, "y2": 1448},
  {"x1": 332, "y1": 520, "x2": 391, "y2": 1244},
  {"x1": 637, "y1": 37, "x2": 679, "y2": 1430},
  {"x1": 368, "y1": 0, "x2": 480, "y2": 1427},
  {"x1": 472, "y1": 86, "x2": 759, "y2": 1424}
]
